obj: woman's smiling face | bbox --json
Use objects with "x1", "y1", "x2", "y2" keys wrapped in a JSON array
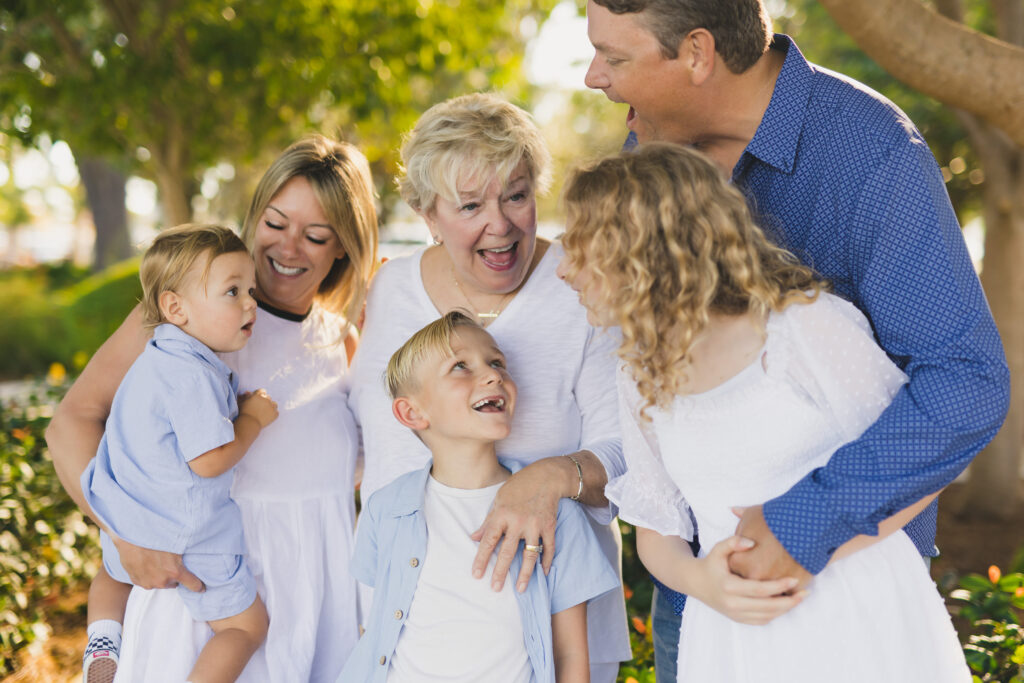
[
  {"x1": 426, "y1": 161, "x2": 538, "y2": 296},
  {"x1": 252, "y1": 175, "x2": 345, "y2": 314}
]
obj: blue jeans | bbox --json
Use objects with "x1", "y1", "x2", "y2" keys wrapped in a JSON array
[{"x1": 652, "y1": 584, "x2": 681, "y2": 683}]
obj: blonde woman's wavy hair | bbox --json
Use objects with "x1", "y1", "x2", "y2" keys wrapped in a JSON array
[
  {"x1": 398, "y1": 93, "x2": 551, "y2": 214},
  {"x1": 561, "y1": 142, "x2": 825, "y2": 417},
  {"x1": 241, "y1": 135, "x2": 379, "y2": 322}
]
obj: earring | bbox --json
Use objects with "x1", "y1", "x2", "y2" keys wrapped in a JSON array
[{"x1": 431, "y1": 235, "x2": 443, "y2": 246}]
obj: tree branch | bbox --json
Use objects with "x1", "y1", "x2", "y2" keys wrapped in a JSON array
[
  {"x1": 42, "y1": 12, "x2": 87, "y2": 73},
  {"x1": 815, "y1": 0, "x2": 1024, "y2": 147},
  {"x1": 932, "y1": 0, "x2": 963, "y2": 23}
]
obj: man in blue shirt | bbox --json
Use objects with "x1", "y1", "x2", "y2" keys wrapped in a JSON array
[{"x1": 583, "y1": 0, "x2": 1009, "y2": 679}]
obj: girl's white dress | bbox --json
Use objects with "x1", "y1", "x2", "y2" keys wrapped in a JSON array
[
  {"x1": 115, "y1": 304, "x2": 360, "y2": 682},
  {"x1": 606, "y1": 293, "x2": 970, "y2": 682}
]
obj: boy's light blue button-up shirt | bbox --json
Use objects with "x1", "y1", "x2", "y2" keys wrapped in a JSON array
[
  {"x1": 82, "y1": 323, "x2": 244, "y2": 555},
  {"x1": 340, "y1": 458, "x2": 620, "y2": 683}
]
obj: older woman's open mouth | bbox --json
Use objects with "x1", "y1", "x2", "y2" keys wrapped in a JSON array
[{"x1": 478, "y1": 242, "x2": 518, "y2": 269}]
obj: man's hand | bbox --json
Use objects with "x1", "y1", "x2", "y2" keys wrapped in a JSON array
[
  {"x1": 112, "y1": 535, "x2": 205, "y2": 592},
  {"x1": 470, "y1": 461, "x2": 562, "y2": 593},
  {"x1": 728, "y1": 505, "x2": 812, "y2": 588}
]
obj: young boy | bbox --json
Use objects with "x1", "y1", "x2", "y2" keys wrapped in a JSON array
[
  {"x1": 341, "y1": 311, "x2": 619, "y2": 682},
  {"x1": 80, "y1": 224, "x2": 276, "y2": 683}
]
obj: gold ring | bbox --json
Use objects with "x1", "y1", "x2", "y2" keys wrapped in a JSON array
[{"x1": 524, "y1": 543, "x2": 543, "y2": 554}]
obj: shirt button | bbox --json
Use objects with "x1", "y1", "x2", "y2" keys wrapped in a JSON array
[
  {"x1": 379, "y1": 655, "x2": 387, "y2": 665},
  {"x1": 409, "y1": 558, "x2": 419, "y2": 567},
  {"x1": 394, "y1": 609, "x2": 404, "y2": 620}
]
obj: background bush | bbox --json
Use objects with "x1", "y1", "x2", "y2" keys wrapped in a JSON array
[
  {"x1": 0, "y1": 259, "x2": 141, "y2": 380},
  {"x1": 0, "y1": 382, "x2": 101, "y2": 676}
]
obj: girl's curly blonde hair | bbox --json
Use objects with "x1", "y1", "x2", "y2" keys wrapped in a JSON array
[{"x1": 561, "y1": 143, "x2": 825, "y2": 417}]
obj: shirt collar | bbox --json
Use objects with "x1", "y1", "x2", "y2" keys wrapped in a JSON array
[
  {"x1": 151, "y1": 323, "x2": 237, "y2": 390},
  {"x1": 736, "y1": 34, "x2": 814, "y2": 178},
  {"x1": 384, "y1": 457, "x2": 523, "y2": 517}
]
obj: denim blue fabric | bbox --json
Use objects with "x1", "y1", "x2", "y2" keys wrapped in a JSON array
[
  {"x1": 651, "y1": 584, "x2": 681, "y2": 683},
  {"x1": 631, "y1": 32, "x2": 1008, "y2": 614},
  {"x1": 341, "y1": 458, "x2": 620, "y2": 683}
]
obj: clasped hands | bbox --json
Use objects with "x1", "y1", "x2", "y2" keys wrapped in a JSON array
[{"x1": 471, "y1": 465, "x2": 812, "y2": 627}]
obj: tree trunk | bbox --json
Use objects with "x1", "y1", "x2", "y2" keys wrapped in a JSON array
[
  {"x1": 815, "y1": 0, "x2": 1024, "y2": 147},
  {"x1": 960, "y1": 121, "x2": 1024, "y2": 519},
  {"x1": 152, "y1": 161, "x2": 193, "y2": 227},
  {"x1": 148, "y1": 107, "x2": 193, "y2": 226},
  {"x1": 77, "y1": 156, "x2": 132, "y2": 271}
]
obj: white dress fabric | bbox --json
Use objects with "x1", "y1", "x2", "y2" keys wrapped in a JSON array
[
  {"x1": 348, "y1": 244, "x2": 631, "y2": 670},
  {"x1": 607, "y1": 293, "x2": 970, "y2": 682},
  {"x1": 115, "y1": 304, "x2": 361, "y2": 683}
]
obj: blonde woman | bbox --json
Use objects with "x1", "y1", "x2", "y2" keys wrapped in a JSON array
[
  {"x1": 348, "y1": 93, "x2": 631, "y2": 681},
  {"x1": 47, "y1": 136, "x2": 378, "y2": 682},
  {"x1": 557, "y1": 143, "x2": 969, "y2": 682}
]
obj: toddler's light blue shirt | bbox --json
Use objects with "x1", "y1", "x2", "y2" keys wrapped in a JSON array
[
  {"x1": 340, "y1": 458, "x2": 620, "y2": 683},
  {"x1": 82, "y1": 323, "x2": 244, "y2": 555}
]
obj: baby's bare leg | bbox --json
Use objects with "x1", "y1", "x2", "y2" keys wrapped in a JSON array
[
  {"x1": 188, "y1": 597, "x2": 268, "y2": 683},
  {"x1": 88, "y1": 566, "x2": 132, "y2": 623}
]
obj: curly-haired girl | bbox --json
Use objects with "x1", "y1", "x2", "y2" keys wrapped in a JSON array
[{"x1": 557, "y1": 142, "x2": 969, "y2": 682}]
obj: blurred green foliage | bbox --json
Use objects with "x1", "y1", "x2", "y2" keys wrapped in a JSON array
[
  {"x1": 0, "y1": 259, "x2": 140, "y2": 379},
  {"x1": 0, "y1": 382, "x2": 101, "y2": 676},
  {"x1": 950, "y1": 562, "x2": 1024, "y2": 682},
  {"x1": 617, "y1": 522, "x2": 656, "y2": 682},
  {"x1": 0, "y1": 0, "x2": 559, "y2": 221}
]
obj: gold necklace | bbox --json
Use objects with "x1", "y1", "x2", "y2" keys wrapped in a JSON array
[{"x1": 452, "y1": 267, "x2": 515, "y2": 323}]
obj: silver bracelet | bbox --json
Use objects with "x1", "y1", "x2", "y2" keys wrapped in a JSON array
[{"x1": 564, "y1": 454, "x2": 584, "y2": 501}]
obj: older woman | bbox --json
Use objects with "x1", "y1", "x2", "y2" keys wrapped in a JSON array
[
  {"x1": 348, "y1": 93, "x2": 630, "y2": 681},
  {"x1": 46, "y1": 136, "x2": 378, "y2": 682}
]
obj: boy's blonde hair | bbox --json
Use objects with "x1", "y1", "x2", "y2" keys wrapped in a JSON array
[
  {"x1": 241, "y1": 135, "x2": 379, "y2": 322},
  {"x1": 398, "y1": 93, "x2": 552, "y2": 214},
  {"x1": 139, "y1": 223, "x2": 249, "y2": 330},
  {"x1": 561, "y1": 142, "x2": 825, "y2": 418},
  {"x1": 385, "y1": 310, "x2": 481, "y2": 399}
]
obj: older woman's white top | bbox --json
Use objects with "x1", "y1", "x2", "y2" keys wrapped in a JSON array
[
  {"x1": 115, "y1": 304, "x2": 361, "y2": 682},
  {"x1": 349, "y1": 244, "x2": 631, "y2": 666}
]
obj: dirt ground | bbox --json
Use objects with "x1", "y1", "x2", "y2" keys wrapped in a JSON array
[
  {"x1": 930, "y1": 479, "x2": 1024, "y2": 585},
  {"x1": 5, "y1": 481, "x2": 1023, "y2": 682}
]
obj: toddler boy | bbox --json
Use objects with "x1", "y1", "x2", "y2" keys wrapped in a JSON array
[{"x1": 81, "y1": 224, "x2": 276, "y2": 683}]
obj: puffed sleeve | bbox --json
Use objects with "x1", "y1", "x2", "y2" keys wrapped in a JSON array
[
  {"x1": 603, "y1": 365, "x2": 694, "y2": 540},
  {"x1": 767, "y1": 293, "x2": 907, "y2": 444}
]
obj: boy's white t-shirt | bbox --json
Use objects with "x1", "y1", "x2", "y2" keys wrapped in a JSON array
[{"x1": 387, "y1": 477, "x2": 532, "y2": 683}]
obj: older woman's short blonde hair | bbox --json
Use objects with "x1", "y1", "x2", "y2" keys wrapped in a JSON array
[
  {"x1": 139, "y1": 223, "x2": 248, "y2": 330},
  {"x1": 241, "y1": 135, "x2": 379, "y2": 322},
  {"x1": 385, "y1": 310, "x2": 481, "y2": 399},
  {"x1": 398, "y1": 93, "x2": 551, "y2": 214}
]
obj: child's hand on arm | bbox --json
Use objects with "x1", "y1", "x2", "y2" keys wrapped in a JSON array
[
  {"x1": 636, "y1": 527, "x2": 805, "y2": 626},
  {"x1": 188, "y1": 389, "x2": 277, "y2": 478},
  {"x1": 552, "y1": 603, "x2": 589, "y2": 682}
]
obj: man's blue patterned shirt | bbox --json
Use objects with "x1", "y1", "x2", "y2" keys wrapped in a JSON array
[{"x1": 634, "y1": 34, "x2": 1008, "y2": 597}]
